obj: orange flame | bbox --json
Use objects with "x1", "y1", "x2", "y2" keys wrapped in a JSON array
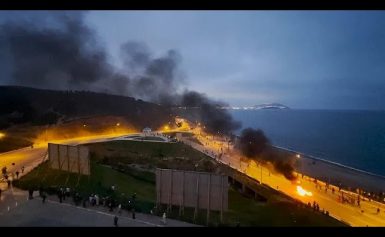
[{"x1": 297, "y1": 185, "x2": 313, "y2": 197}]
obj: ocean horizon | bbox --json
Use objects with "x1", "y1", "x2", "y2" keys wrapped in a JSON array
[{"x1": 230, "y1": 109, "x2": 385, "y2": 177}]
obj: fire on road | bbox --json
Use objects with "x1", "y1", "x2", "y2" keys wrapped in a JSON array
[{"x1": 296, "y1": 185, "x2": 313, "y2": 197}]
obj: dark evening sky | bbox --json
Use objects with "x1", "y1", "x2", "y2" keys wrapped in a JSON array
[{"x1": 1, "y1": 11, "x2": 385, "y2": 110}]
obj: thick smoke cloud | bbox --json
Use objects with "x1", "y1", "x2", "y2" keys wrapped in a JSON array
[
  {"x1": 0, "y1": 12, "x2": 112, "y2": 91},
  {"x1": 0, "y1": 12, "x2": 182, "y2": 100},
  {"x1": 120, "y1": 41, "x2": 183, "y2": 104},
  {"x1": 0, "y1": 11, "x2": 241, "y2": 135},
  {"x1": 239, "y1": 128, "x2": 270, "y2": 157},
  {"x1": 238, "y1": 128, "x2": 296, "y2": 180},
  {"x1": 180, "y1": 91, "x2": 241, "y2": 135}
]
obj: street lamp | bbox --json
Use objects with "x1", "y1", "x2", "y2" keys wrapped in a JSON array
[
  {"x1": 227, "y1": 138, "x2": 230, "y2": 150},
  {"x1": 296, "y1": 154, "x2": 302, "y2": 178},
  {"x1": 114, "y1": 123, "x2": 120, "y2": 134}
]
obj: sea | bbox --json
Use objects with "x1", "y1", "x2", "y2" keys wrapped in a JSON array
[{"x1": 230, "y1": 109, "x2": 385, "y2": 177}]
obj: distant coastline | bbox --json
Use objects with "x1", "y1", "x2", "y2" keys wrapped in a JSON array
[{"x1": 222, "y1": 103, "x2": 289, "y2": 110}]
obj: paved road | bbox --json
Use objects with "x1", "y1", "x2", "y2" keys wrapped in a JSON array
[
  {"x1": 182, "y1": 128, "x2": 385, "y2": 227},
  {"x1": 0, "y1": 188, "x2": 198, "y2": 227},
  {"x1": 0, "y1": 134, "x2": 120, "y2": 176}
]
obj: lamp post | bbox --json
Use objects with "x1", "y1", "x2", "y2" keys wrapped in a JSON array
[{"x1": 296, "y1": 154, "x2": 302, "y2": 178}]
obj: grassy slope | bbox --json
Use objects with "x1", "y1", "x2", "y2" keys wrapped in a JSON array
[
  {"x1": 88, "y1": 140, "x2": 217, "y2": 172},
  {"x1": 0, "y1": 136, "x2": 32, "y2": 153},
  {"x1": 0, "y1": 125, "x2": 40, "y2": 152}
]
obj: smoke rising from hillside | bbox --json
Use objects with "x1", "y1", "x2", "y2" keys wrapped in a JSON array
[
  {"x1": 0, "y1": 11, "x2": 241, "y2": 135},
  {"x1": 0, "y1": 12, "x2": 298, "y2": 179},
  {"x1": 0, "y1": 12, "x2": 111, "y2": 90}
]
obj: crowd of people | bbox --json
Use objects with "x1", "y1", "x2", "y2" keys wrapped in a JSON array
[
  {"x1": 22, "y1": 184, "x2": 148, "y2": 226},
  {"x1": 1, "y1": 165, "x2": 25, "y2": 183},
  {"x1": 51, "y1": 186, "x2": 139, "y2": 217}
]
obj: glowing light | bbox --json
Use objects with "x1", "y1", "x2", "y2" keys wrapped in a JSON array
[
  {"x1": 296, "y1": 154, "x2": 301, "y2": 158},
  {"x1": 292, "y1": 179, "x2": 301, "y2": 185},
  {"x1": 32, "y1": 120, "x2": 137, "y2": 146},
  {"x1": 297, "y1": 186, "x2": 313, "y2": 197},
  {"x1": 116, "y1": 123, "x2": 120, "y2": 126},
  {"x1": 164, "y1": 125, "x2": 170, "y2": 131},
  {"x1": 0, "y1": 132, "x2": 5, "y2": 139}
]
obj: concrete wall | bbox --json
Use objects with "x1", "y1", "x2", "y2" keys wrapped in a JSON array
[
  {"x1": 156, "y1": 168, "x2": 228, "y2": 211},
  {"x1": 48, "y1": 143, "x2": 90, "y2": 175}
]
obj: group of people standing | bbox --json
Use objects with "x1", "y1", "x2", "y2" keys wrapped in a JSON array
[
  {"x1": 27, "y1": 182, "x2": 142, "y2": 227},
  {"x1": 1, "y1": 165, "x2": 25, "y2": 194},
  {"x1": 2, "y1": 165, "x2": 25, "y2": 184},
  {"x1": 57, "y1": 187, "x2": 71, "y2": 203}
]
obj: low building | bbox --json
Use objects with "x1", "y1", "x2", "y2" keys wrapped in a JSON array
[{"x1": 142, "y1": 127, "x2": 152, "y2": 136}]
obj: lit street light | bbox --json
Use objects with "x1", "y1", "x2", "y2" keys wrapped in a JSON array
[{"x1": 296, "y1": 154, "x2": 303, "y2": 178}]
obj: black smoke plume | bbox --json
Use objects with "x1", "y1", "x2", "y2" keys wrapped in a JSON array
[
  {"x1": 120, "y1": 41, "x2": 183, "y2": 104},
  {"x1": 180, "y1": 91, "x2": 241, "y2": 135},
  {"x1": 237, "y1": 128, "x2": 296, "y2": 180},
  {"x1": 0, "y1": 12, "x2": 183, "y2": 101},
  {"x1": 0, "y1": 11, "x2": 242, "y2": 135},
  {"x1": 239, "y1": 128, "x2": 270, "y2": 157},
  {"x1": 0, "y1": 12, "x2": 112, "y2": 91}
]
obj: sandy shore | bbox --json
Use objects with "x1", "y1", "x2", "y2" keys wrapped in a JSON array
[{"x1": 276, "y1": 146, "x2": 385, "y2": 194}]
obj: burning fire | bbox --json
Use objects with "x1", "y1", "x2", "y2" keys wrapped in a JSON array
[
  {"x1": 296, "y1": 185, "x2": 313, "y2": 197},
  {"x1": 163, "y1": 125, "x2": 170, "y2": 131}
]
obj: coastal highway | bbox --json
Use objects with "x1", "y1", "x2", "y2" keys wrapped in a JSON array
[{"x1": 183, "y1": 127, "x2": 385, "y2": 227}]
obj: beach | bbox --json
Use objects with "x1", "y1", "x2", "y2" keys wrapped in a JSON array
[{"x1": 278, "y1": 146, "x2": 385, "y2": 194}]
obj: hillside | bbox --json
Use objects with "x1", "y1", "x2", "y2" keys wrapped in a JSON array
[
  {"x1": 253, "y1": 103, "x2": 289, "y2": 110},
  {"x1": 0, "y1": 86, "x2": 172, "y2": 130}
]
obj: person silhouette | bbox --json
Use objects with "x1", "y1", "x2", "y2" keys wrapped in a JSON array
[{"x1": 114, "y1": 215, "x2": 118, "y2": 227}]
